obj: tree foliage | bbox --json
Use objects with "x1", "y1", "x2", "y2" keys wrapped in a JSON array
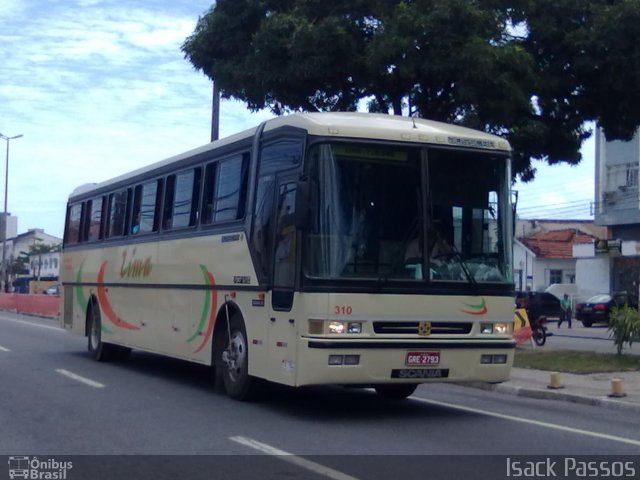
[{"x1": 182, "y1": 0, "x2": 640, "y2": 180}]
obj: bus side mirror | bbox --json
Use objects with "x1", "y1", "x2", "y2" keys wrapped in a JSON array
[{"x1": 294, "y1": 179, "x2": 312, "y2": 230}]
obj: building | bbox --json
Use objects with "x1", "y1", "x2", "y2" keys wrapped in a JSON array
[
  {"x1": 594, "y1": 128, "x2": 640, "y2": 296},
  {"x1": 3, "y1": 228, "x2": 62, "y2": 292},
  {"x1": 0, "y1": 212, "x2": 18, "y2": 241},
  {"x1": 514, "y1": 224, "x2": 600, "y2": 293}
]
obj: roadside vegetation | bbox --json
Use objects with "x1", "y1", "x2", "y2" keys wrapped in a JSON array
[
  {"x1": 608, "y1": 305, "x2": 640, "y2": 355},
  {"x1": 514, "y1": 350, "x2": 640, "y2": 374}
]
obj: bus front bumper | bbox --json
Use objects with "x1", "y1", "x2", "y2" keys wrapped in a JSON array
[{"x1": 294, "y1": 338, "x2": 515, "y2": 386}]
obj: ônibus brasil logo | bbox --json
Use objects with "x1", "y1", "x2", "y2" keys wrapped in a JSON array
[{"x1": 8, "y1": 456, "x2": 72, "y2": 480}]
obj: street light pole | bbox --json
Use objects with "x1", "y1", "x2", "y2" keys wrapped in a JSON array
[{"x1": 0, "y1": 133, "x2": 23, "y2": 292}]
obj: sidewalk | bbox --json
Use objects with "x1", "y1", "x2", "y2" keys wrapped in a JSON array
[
  {"x1": 477, "y1": 367, "x2": 640, "y2": 413},
  {"x1": 471, "y1": 326, "x2": 640, "y2": 411}
]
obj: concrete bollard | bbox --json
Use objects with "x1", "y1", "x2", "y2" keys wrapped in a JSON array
[
  {"x1": 608, "y1": 378, "x2": 627, "y2": 398},
  {"x1": 547, "y1": 371, "x2": 564, "y2": 389}
]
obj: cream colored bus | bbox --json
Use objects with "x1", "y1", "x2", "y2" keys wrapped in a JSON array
[{"x1": 61, "y1": 112, "x2": 516, "y2": 400}]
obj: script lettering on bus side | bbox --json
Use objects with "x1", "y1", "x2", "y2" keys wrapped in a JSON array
[{"x1": 120, "y1": 249, "x2": 153, "y2": 278}]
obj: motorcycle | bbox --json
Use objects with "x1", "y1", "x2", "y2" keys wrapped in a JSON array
[{"x1": 530, "y1": 315, "x2": 551, "y2": 346}]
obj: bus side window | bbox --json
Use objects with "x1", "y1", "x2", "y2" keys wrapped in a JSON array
[
  {"x1": 201, "y1": 153, "x2": 249, "y2": 226},
  {"x1": 107, "y1": 189, "x2": 128, "y2": 238},
  {"x1": 131, "y1": 179, "x2": 162, "y2": 235},
  {"x1": 64, "y1": 203, "x2": 83, "y2": 244},
  {"x1": 273, "y1": 182, "x2": 297, "y2": 288},
  {"x1": 87, "y1": 196, "x2": 105, "y2": 242},
  {"x1": 163, "y1": 168, "x2": 201, "y2": 230},
  {"x1": 213, "y1": 155, "x2": 246, "y2": 223},
  {"x1": 251, "y1": 141, "x2": 302, "y2": 281},
  {"x1": 80, "y1": 200, "x2": 92, "y2": 242},
  {"x1": 201, "y1": 162, "x2": 217, "y2": 225}
]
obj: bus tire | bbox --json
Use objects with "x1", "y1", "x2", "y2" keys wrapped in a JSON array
[
  {"x1": 374, "y1": 384, "x2": 417, "y2": 399},
  {"x1": 87, "y1": 303, "x2": 117, "y2": 362},
  {"x1": 220, "y1": 316, "x2": 259, "y2": 400}
]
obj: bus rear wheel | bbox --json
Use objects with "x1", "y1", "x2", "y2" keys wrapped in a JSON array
[
  {"x1": 220, "y1": 316, "x2": 259, "y2": 400},
  {"x1": 374, "y1": 384, "x2": 417, "y2": 399},
  {"x1": 87, "y1": 304, "x2": 117, "y2": 362}
]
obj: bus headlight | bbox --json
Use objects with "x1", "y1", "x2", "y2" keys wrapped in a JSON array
[
  {"x1": 480, "y1": 323, "x2": 512, "y2": 335},
  {"x1": 480, "y1": 323, "x2": 494, "y2": 334},
  {"x1": 328, "y1": 321, "x2": 345, "y2": 334},
  {"x1": 494, "y1": 323, "x2": 512, "y2": 334},
  {"x1": 328, "y1": 321, "x2": 363, "y2": 334},
  {"x1": 310, "y1": 320, "x2": 364, "y2": 335}
]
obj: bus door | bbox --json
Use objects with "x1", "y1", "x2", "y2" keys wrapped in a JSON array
[{"x1": 267, "y1": 174, "x2": 299, "y2": 384}]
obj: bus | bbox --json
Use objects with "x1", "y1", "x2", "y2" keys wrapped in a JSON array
[{"x1": 60, "y1": 112, "x2": 516, "y2": 400}]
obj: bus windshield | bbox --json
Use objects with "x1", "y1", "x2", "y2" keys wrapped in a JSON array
[{"x1": 304, "y1": 142, "x2": 512, "y2": 284}]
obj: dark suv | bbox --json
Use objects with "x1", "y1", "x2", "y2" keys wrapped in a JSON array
[{"x1": 515, "y1": 291, "x2": 563, "y2": 322}]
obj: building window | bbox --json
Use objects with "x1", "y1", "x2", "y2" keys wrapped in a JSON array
[{"x1": 549, "y1": 269, "x2": 562, "y2": 284}]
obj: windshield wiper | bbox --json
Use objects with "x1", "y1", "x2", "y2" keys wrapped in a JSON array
[{"x1": 447, "y1": 241, "x2": 478, "y2": 290}]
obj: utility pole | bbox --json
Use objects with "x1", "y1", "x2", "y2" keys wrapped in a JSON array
[
  {"x1": 0, "y1": 133, "x2": 23, "y2": 292},
  {"x1": 211, "y1": 81, "x2": 220, "y2": 142}
]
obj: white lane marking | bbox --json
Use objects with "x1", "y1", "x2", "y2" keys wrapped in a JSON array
[
  {"x1": 230, "y1": 436, "x2": 360, "y2": 480},
  {"x1": 0, "y1": 316, "x2": 63, "y2": 332},
  {"x1": 411, "y1": 396, "x2": 640, "y2": 447},
  {"x1": 0, "y1": 345, "x2": 10, "y2": 352},
  {"x1": 55, "y1": 369, "x2": 105, "y2": 389}
]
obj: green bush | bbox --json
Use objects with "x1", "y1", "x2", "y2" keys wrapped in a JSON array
[{"x1": 608, "y1": 305, "x2": 640, "y2": 355}]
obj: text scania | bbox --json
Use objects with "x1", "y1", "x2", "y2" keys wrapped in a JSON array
[
  {"x1": 507, "y1": 458, "x2": 636, "y2": 477},
  {"x1": 120, "y1": 249, "x2": 152, "y2": 278},
  {"x1": 27, "y1": 457, "x2": 73, "y2": 479}
]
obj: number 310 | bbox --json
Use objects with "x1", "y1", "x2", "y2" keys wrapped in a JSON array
[{"x1": 334, "y1": 306, "x2": 353, "y2": 315}]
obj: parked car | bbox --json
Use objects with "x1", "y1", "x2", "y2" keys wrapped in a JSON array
[
  {"x1": 44, "y1": 284, "x2": 60, "y2": 296},
  {"x1": 575, "y1": 292, "x2": 638, "y2": 327},
  {"x1": 515, "y1": 291, "x2": 563, "y2": 322}
]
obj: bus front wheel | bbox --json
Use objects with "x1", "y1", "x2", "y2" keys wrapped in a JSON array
[
  {"x1": 374, "y1": 384, "x2": 418, "y2": 399},
  {"x1": 87, "y1": 304, "x2": 117, "y2": 362},
  {"x1": 220, "y1": 316, "x2": 259, "y2": 400}
]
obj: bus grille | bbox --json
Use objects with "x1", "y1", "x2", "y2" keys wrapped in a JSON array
[{"x1": 373, "y1": 322, "x2": 473, "y2": 335}]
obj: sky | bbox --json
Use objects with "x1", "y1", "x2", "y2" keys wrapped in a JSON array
[{"x1": 1, "y1": 0, "x2": 596, "y2": 240}]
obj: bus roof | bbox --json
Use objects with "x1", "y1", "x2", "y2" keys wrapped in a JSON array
[{"x1": 69, "y1": 112, "x2": 511, "y2": 200}]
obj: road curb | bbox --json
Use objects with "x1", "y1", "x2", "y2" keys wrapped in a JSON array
[{"x1": 465, "y1": 381, "x2": 640, "y2": 413}]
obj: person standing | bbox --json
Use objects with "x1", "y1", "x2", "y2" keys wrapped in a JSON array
[{"x1": 559, "y1": 293, "x2": 572, "y2": 328}]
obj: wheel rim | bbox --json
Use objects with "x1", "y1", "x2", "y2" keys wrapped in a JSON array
[
  {"x1": 90, "y1": 312, "x2": 100, "y2": 350},
  {"x1": 225, "y1": 330, "x2": 247, "y2": 383}
]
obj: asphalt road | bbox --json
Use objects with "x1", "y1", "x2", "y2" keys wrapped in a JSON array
[
  {"x1": 544, "y1": 321, "x2": 639, "y2": 354},
  {"x1": 1, "y1": 312, "x2": 638, "y2": 480}
]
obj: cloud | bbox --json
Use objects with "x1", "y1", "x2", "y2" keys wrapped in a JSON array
[{"x1": 0, "y1": 0, "x2": 274, "y2": 237}]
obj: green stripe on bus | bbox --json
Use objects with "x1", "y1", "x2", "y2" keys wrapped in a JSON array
[
  {"x1": 187, "y1": 265, "x2": 211, "y2": 343},
  {"x1": 75, "y1": 262, "x2": 88, "y2": 315}
]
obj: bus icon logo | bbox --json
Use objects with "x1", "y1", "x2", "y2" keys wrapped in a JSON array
[{"x1": 8, "y1": 456, "x2": 30, "y2": 479}]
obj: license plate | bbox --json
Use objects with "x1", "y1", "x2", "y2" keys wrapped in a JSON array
[
  {"x1": 582, "y1": 307, "x2": 592, "y2": 313},
  {"x1": 406, "y1": 351, "x2": 440, "y2": 366}
]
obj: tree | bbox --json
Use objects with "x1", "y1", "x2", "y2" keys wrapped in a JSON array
[
  {"x1": 26, "y1": 241, "x2": 60, "y2": 281},
  {"x1": 182, "y1": 0, "x2": 640, "y2": 180}
]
